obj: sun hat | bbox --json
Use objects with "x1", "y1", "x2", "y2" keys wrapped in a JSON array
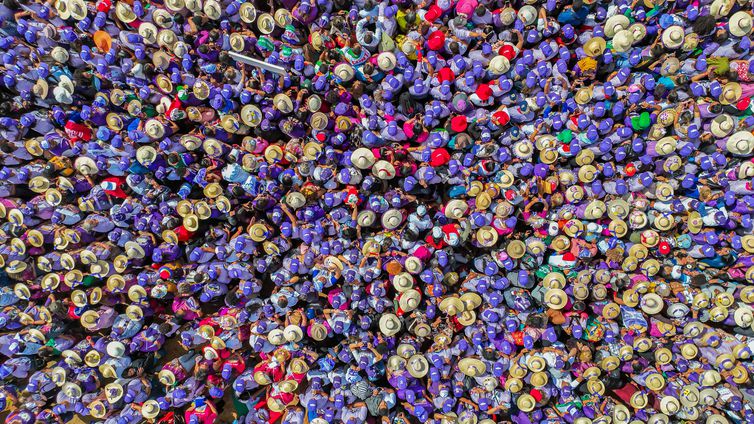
[
  {"x1": 439, "y1": 296, "x2": 464, "y2": 316},
  {"x1": 203, "y1": 0, "x2": 221, "y2": 19},
  {"x1": 584, "y1": 37, "x2": 606, "y2": 57},
  {"x1": 730, "y1": 11, "x2": 753, "y2": 37},
  {"x1": 141, "y1": 400, "x2": 161, "y2": 419},
  {"x1": 720, "y1": 82, "x2": 743, "y2": 105},
  {"x1": 309, "y1": 323, "x2": 328, "y2": 341},
  {"x1": 605, "y1": 15, "x2": 630, "y2": 38},
  {"x1": 379, "y1": 313, "x2": 402, "y2": 336},
  {"x1": 476, "y1": 226, "x2": 498, "y2": 247},
  {"x1": 283, "y1": 325, "x2": 304, "y2": 342},
  {"x1": 239, "y1": 2, "x2": 256, "y2": 22},
  {"x1": 407, "y1": 354, "x2": 429, "y2": 378},
  {"x1": 726, "y1": 131, "x2": 754, "y2": 156},
  {"x1": 545, "y1": 289, "x2": 568, "y2": 309},
  {"x1": 662, "y1": 26, "x2": 684, "y2": 49},
  {"x1": 381, "y1": 209, "x2": 404, "y2": 230},
  {"x1": 711, "y1": 114, "x2": 735, "y2": 137},
  {"x1": 444, "y1": 199, "x2": 468, "y2": 219},
  {"x1": 517, "y1": 5, "x2": 537, "y2": 26},
  {"x1": 612, "y1": 30, "x2": 634, "y2": 52},
  {"x1": 458, "y1": 358, "x2": 486, "y2": 377}
]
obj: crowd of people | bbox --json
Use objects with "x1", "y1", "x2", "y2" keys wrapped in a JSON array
[{"x1": 1, "y1": 0, "x2": 754, "y2": 422}]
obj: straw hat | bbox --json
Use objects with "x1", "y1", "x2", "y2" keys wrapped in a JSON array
[
  {"x1": 74, "y1": 156, "x2": 98, "y2": 175},
  {"x1": 645, "y1": 373, "x2": 666, "y2": 391},
  {"x1": 458, "y1": 357, "x2": 486, "y2": 377},
  {"x1": 105, "y1": 341, "x2": 126, "y2": 359},
  {"x1": 456, "y1": 310, "x2": 476, "y2": 326},
  {"x1": 583, "y1": 37, "x2": 606, "y2": 57},
  {"x1": 407, "y1": 354, "x2": 429, "y2": 378},
  {"x1": 730, "y1": 11, "x2": 753, "y2": 37},
  {"x1": 545, "y1": 289, "x2": 568, "y2": 310},
  {"x1": 711, "y1": 114, "x2": 735, "y2": 138},
  {"x1": 587, "y1": 378, "x2": 605, "y2": 395},
  {"x1": 658, "y1": 396, "x2": 681, "y2": 416},
  {"x1": 399, "y1": 289, "x2": 421, "y2": 313},
  {"x1": 605, "y1": 14, "x2": 630, "y2": 37},
  {"x1": 239, "y1": 3, "x2": 256, "y2": 23},
  {"x1": 475, "y1": 226, "x2": 498, "y2": 247},
  {"x1": 126, "y1": 305, "x2": 143, "y2": 321},
  {"x1": 115, "y1": 2, "x2": 136, "y2": 23},
  {"x1": 70, "y1": 289, "x2": 88, "y2": 307},
  {"x1": 62, "y1": 382, "x2": 82, "y2": 399},
  {"x1": 283, "y1": 325, "x2": 303, "y2": 342},
  {"x1": 128, "y1": 284, "x2": 147, "y2": 302},
  {"x1": 334, "y1": 63, "x2": 355, "y2": 82},
  {"x1": 662, "y1": 26, "x2": 684, "y2": 49},
  {"x1": 203, "y1": 183, "x2": 223, "y2": 199},
  {"x1": 460, "y1": 292, "x2": 482, "y2": 310},
  {"x1": 84, "y1": 349, "x2": 101, "y2": 368},
  {"x1": 726, "y1": 131, "x2": 754, "y2": 156},
  {"x1": 720, "y1": 82, "x2": 743, "y2": 105},
  {"x1": 372, "y1": 160, "x2": 396, "y2": 179},
  {"x1": 439, "y1": 296, "x2": 464, "y2": 316},
  {"x1": 516, "y1": 394, "x2": 536, "y2": 412},
  {"x1": 278, "y1": 379, "x2": 298, "y2": 394},
  {"x1": 507, "y1": 240, "x2": 526, "y2": 258},
  {"x1": 158, "y1": 369, "x2": 176, "y2": 386},
  {"x1": 630, "y1": 391, "x2": 648, "y2": 409},
  {"x1": 51, "y1": 366, "x2": 67, "y2": 386},
  {"x1": 444, "y1": 199, "x2": 468, "y2": 220},
  {"x1": 142, "y1": 400, "x2": 161, "y2": 419},
  {"x1": 488, "y1": 55, "x2": 510, "y2": 74},
  {"x1": 203, "y1": 0, "x2": 221, "y2": 19},
  {"x1": 734, "y1": 307, "x2": 754, "y2": 327},
  {"x1": 309, "y1": 322, "x2": 328, "y2": 341},
  {"x1": 612, "y1": 30, "x2": 634, "y2": 53},
  {"x1": 80, "y1": 310, "x2": 99, "y2": 329},
  {"x1": 257, "y1": 13, "x2": 275, "y2": 34},
  {"x1": 379, "y1": 313, "x2": 402, "y2": 336}
]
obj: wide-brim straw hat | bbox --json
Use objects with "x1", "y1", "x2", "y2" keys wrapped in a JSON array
[
  {"x1": 351, "y1": 148, "x2": 376, "y2": 169},
  {"x1": 458, "y1": 357, "x2": 486, "y2": 377},
  {"x1": 379, "y1": 313, "x2": 402, "y2": 336},
  {"x1": 720, "y1": 82, "x2": 743, "y2": 105},
  {"x1": 159, "y1": 369, "x2": 177, "y2": 385},
  {"x1": 239, "y1": 3, "x2": 256, "y2": 23},
  {"x1": 399, "y1": 289, "x2": 421, "y2": 313},
  {"x1": 257, "y1": 13, "x2": 275, "y2": 34},
  {"x1": 726, "y1": 131, "x2": 754, "y2": 156},
  {"x1": 662, "y1": 25, "x2": 684, "y2": 49},
  {"x1": 730, "y1": 11, "x2": 753, "y2": 37},
  {"x1": 407, "y1": 354, "x2": 429, "y2": 378},
  {"x1": 142, "y1": 400, "x2": 161, "y2": 419},
  {"x1": 605, "y1": 14, "x2": 630, "y2": 37},
  {"x1": 584, "y1": 37, "x2": 606, "y2": 57}
]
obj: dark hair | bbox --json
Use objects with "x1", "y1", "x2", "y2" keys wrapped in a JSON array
[
  {"x1": 363, "y1": 33, "x2": 373, "y2": 45},
  {"x1": 692, "y1": 15, "x2": 716, "y2": 36},
  {"x1": 650, "y1": 45, "x2": 665, "y2": 58},
  {"x1": 475, "y1": 6, "x2": 486, "y2": 17},
  {"x1": 449, "y1": 42, "x2": 460, "y2": 54},
  {"x1": 572, "y1": 0, "x2": 584, "y2": 9}
]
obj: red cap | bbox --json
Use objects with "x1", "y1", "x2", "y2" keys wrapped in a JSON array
[
  {"x1": 437, "y1": 67, "x2": 455, "y2": 83},
  {"x1": 96, "y1": 0, "x2": 111, "y2": 12},
  {"x1": 427, "y1": 30, "x2": 445, "y2": 51},
  {"x1": 562, "y1": 252, "x2": 576, "y2": 262},
  {"x1": 425, "y1": 5, "x2": 442, "y2": 23},
  {"x1": 492, "y1": 109, "x2": 510, "y2": 126},
  {"x1": 658, "y1": 241, "x2": 671, "y2": 255},
  {"x1": 737, "y1": 97, "x2": 752, "y2": 111},
  {"x1": 499, "y1": 44, "x2": 516, "y2": 60},
  {"x1": 625, "y1": 163, "x2": 637, "y2": 177},
  {"x1": 450, "y1": 115, "x2": 467, "y2": 132},
  {"x1": 429, "y1": 148, "x2": 451, "y2": 167},
  {"x1": 476, "y1": 84, "x2": 493, "y2": 101},
  {"x1": 530, "y1": 389, "x2": 543, "y2": 402}
]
